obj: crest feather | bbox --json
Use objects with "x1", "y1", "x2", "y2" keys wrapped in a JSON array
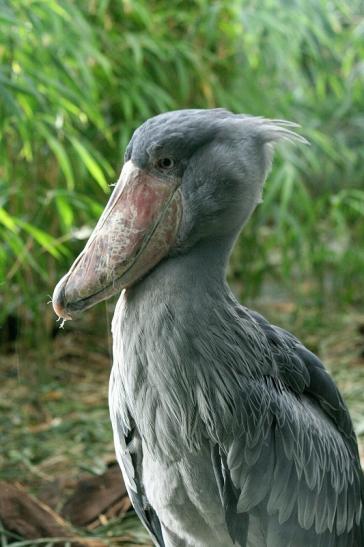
[{"x1": 251, "y1": 117, "x2": 309, "y2": 146}]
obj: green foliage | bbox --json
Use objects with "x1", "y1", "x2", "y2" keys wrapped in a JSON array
[{"x1": 1, "y1": 0, "x2": 364, "y2": 339}]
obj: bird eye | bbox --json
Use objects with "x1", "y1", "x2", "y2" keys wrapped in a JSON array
[{"x1": 156, "y1": 157, "x2": 174, "y2": 170}]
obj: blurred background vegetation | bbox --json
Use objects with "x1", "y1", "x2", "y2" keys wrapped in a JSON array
[
  {"x1": 0, "y1": 0, "x2": 363, "y2": 544},
  {"x1": 1, "y1": 0, "x2": 364, "y2": 344}
]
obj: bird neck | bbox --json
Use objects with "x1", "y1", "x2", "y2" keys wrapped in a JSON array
[
  {"x1": 111, "y1": 233, "x2": 269, "y2": 458},
  {"x1": 111, "y1": 235, "x2": 240, "y2": 457},
  {"x1": 125, "y1": 235, "x2": 234, "y2": 308}
]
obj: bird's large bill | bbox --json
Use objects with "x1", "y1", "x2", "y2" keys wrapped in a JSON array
[{"x1": 52, "y1": 160, "x2": 182, "y2": 320}]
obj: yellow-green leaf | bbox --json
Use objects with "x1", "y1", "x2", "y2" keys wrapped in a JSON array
[{"x1": 70, "y1": 138, "x2": 108, "y2": 191}]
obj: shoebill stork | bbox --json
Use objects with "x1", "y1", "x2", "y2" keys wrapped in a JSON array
[{"x1": 53, "y1": 109, "x2": 363, "y2": 547}]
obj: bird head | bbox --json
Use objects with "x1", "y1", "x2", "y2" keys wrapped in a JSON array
[{"x1": 53, "y1": 109, "x2": 306, "y2": 319}]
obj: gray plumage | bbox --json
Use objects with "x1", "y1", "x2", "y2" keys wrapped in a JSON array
[{"x1": 57, "y1": 108, "x2": 364, "y2": 546}]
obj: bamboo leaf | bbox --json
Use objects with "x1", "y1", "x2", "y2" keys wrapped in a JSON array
[
  {"x1": 38, "y1": 126, "x2": 75, "y2": 190},
  {"x1": 16, "y1": 220, "x2": 65, "y2": 258},
  {"x1": 55, "y1": 195, "x2": 74, "y2": 230},
  {"x1": 0, "y1": 207, "x2": 17, "y2": 232},
  {"x1": 69, "y1": 138, "x2": 108, "y2": 191}
]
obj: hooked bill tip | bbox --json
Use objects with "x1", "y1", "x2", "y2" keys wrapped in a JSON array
[{"x1": 52, "y1": 278, "x2": 72, "y2": 321}]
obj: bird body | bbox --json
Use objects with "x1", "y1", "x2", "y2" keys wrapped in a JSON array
[
  {"x1": 53, "y1": 109, "x2": 364, "y2": 546},
  {"x1": 109, "y1": 246, "x2": 363, "y2": 547}
]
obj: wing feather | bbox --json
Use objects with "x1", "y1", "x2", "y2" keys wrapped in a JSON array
[
  {"x1": 109, "y1": 372, "x2": 165, "y2": 547},
  {"x1": 215, "y1": 310, "x2": 364, "y2": 546},
  {"x1": 116, "y1": 419, "x2": 165, "y2": 547}
]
